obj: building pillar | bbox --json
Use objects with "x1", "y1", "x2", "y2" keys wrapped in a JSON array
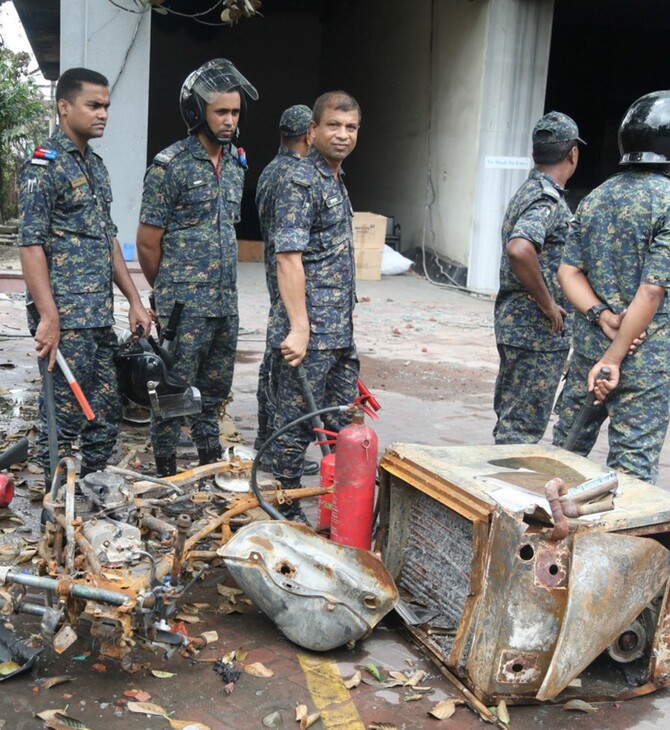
[
  {"x1": 467, "y1": 0, "x2": 555, "y2": 292},
  {"x1": 60, "y1": 0, "x2": 151, "y2": 250}
]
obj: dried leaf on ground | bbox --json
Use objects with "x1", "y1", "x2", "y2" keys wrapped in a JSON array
[
  {"x1": 244, "y1": 661, "x2": 274, "y2": 677},
  {"x1": 343, "y1": 670, "x2": 362, "y2": 689},
  {"x1": 168, "y1": 720, "x2": 211, "y2": 730},
  {"x1": 428, "y1": 698, "x2": 464, "y2": 720},
  {"x1": 127, "y1": 700, "x2": 168, "y2": 716},
  {"x1": 300, "y1": 711, "x2": 321, "y2": 729},
  {"x1": 35, "y1": 709, "x2": 88, "y2": 728},
  {"x1": 0, "y1": 660, "x2": 21, "y2": 675},
  {"x1": 151, "y1": 670, "x2": 176, "y2": 679},
  {"x1": 176, "y1": 613, "x2": 201, "y2": 624},
  {"x1": 497, "y1": 699, "x2": 510, "y2": 725},
  {"x1": 563, "y1": 699, "x2": 597, "y2": 713},
  {"x1": 124, "y1": 689, "x2": 151, "y2": 702},
  {"x1": 405, "y1": 669, "x2": 427, "y2": 687},
  {"x1": 388, "y1": 670, "x2": 407, "y2": 683},
  {"x1": 295, "y1": 705, "x2": 308, "y2": 721},
  {"x1": 404, "y1": 693, "x2": 423, "y2": 702},
  {"x1": 216, "y1": 584, "x2": 244, "y2": 601},
  {"x1": 37, "y1": 676, "x2": 72, "y2": 690},
  {"x1": 368, "y1": 723, "x2": 398, "y2": 730}
]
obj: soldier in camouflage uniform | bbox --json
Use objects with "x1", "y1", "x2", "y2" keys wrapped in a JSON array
[
  {"x1": 493, "y1": 112, "x2": 584, "y2": 444},
  {"x1": 137, "y1": 59, "x2": 258, "y2": 477},
  {"x1": 553, "y1": 91, "x2": 670, "y2": 484},
  {"x1": 254, "y1": 104, "x2": 318, "y2": 475},
  {"x1": 268, "y1": 91, "x2": 362, "y2": 521},
  {"x1": 18, "y1": 68, "x2": 151, "y2": 483}
]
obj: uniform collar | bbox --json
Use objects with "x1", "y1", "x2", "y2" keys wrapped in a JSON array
[
  {"x1": 308, "y1": 146, "x2": 345, "y2": 179},
  {"x1": 53, "y1": 128, "x2": 92, "y2": 158},
  {"x1": 530, "y1": 168, "x2": 565, "y2": 193},
  {"x1": 278, "y1": 145, "x2": 301, "y2": 160}
]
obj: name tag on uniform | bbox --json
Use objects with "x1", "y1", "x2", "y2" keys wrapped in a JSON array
[
  {"x1": 189, "y1": 178, "x2": 206, "y2": 188},
  {"x1": 325, "y1": 194, "x2": 343, "y2": 208},
  {"x1": 70, "y1": 175, "x2": 88, "y2": 188}
]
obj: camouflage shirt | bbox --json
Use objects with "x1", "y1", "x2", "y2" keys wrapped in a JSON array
[
  {"x1": 267, "y1": 147, "x2": 356, "y2": 350},
  {"x1": 140, "y1": 135, "x2": 244, "y2": 318},
  {"x1": 17, "y1": 129, "x2": 117, "y2": 329},
  {"x1": 562, "y1": 169, "x2": 670, "y2": 370},
  {"x1": 256, "y1": 146, "x2": 302, "y2": 303},
  {"x1": 494, "y1": 169, "x2": 572, "y2": 351}
]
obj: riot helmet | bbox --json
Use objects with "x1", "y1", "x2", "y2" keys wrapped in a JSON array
[
  {"x1": 618, "y1": 90, "x2": 670, "y2": 165},
  {"x1": 116, "y1": 337, "x2": 201, "y2": 421},
  {"x1": 179, "y1": 58, "x2": 258, "y2": 145}
]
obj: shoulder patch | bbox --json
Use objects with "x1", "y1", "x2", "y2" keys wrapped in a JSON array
[
  {"x1": 32, "y1": 146, "x2": 57, "y2": 163},
  {"x1": 540, "y1": 179, "x2": 560, "y2": 202},
  {"x1": 153, "y1": 139, "x2": 189, "y2": 166},
  {"x1": 291, "y1": 160, "x2": 315, "y2": 188}
]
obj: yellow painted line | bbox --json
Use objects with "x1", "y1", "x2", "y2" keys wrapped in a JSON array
[{"x1": 298, "y1": 654, "x2": 365, "y2": 730}]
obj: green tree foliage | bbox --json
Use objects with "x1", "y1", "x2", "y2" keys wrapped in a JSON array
[{"x1": 0, "y1": 47, "x2": 49, "y2": 221}]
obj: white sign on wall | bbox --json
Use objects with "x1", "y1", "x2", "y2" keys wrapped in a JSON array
[{"x1": 484, "y1": 156, "x2": 532, "y2": 170}]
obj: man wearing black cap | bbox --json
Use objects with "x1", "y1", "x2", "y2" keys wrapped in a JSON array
[
  {"x1": 493, "y1": 111, "x2": 584, "y2": 444},
  {"x1": 254, "y1": 105, "x2": 317, "y2": 473}
]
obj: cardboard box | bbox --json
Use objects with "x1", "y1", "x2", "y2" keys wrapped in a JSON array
[
  {"x1": 238, "y1": 239, "x2": 264, "y2": 263},
  {"x1": 353, "y1": 212, "x2": 387, "y2": 280}
]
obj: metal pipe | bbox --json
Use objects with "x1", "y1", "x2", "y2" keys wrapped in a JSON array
[
  {"x1": 544, "y1": 477, "x2": 570, "y2": 541},
  {"x1": 170, "y1": 514, "x2": 192, "y2": 585},
  {"x1": 17, "y1": 603, "x2": 48, "y2": 617},
  {"x1": 3, "y1": 570, "x2": 130, "y2": 606}
]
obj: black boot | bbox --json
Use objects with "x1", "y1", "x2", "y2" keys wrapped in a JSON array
[
  {"x1": 197, "y1": 445, "x2": 223, "y2": 466},
  {"x1": 156, "y1": 454, "x2": 177, "y2": 478}
]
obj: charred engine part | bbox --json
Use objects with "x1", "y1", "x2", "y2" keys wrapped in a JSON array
[
  {"x1": 79, "y1": 471, "x2": 135, "y2": 522},
  {"x1": 219, "y1": 521, "x2": 398, "y2": 651},
  {"x1": 379, "y1": 443, "x2": 670, "y2": 705}
]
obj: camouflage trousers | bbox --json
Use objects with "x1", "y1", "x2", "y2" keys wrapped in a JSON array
[
  {"x1": 271, "y1": 346, "x2": 359, "y2": 488},
  {"x1": 552, "y1": 352, "x2": 670, "y2": 484},
  {"x1": 493, "y1": 343, "x2": 569, "y2": 445},
  {"x1": 152, "y1": 315, "x2": 238, "y2": 458},
  {"x1": 36, "y1": 326, "x2": 121, "y2": 473},
  {"x1": 254, "y1": 345, "x2": 276, "y2": 450}
]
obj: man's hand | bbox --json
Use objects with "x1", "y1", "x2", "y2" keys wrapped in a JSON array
[
  {"x1": 538, "y1": 300, "x2": 568, "y2": 334},
  {"x1": 599, "y1": 308, "x2": 646, "y2": 355},
  {"x1": 34, "y1": 313, "x2": 60, "y2": 371},
  {"x1": 588, "y1": 361, "x2": 619, "y2": 404},
  {"x1": 280, "y1": 328, "x2": 309, "y2": 367},
  {"x1": 128, "y1": 303, "x2": 152, "y2": 340}
]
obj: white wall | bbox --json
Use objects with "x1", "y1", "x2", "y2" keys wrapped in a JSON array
[
  {"x1": 468, "y1": 0, "x2": 555, "y2": 292},
  {"x1": 60, "y1": 0, "x2": 151, "y2": 249}
]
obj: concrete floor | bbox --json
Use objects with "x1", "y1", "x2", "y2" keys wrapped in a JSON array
[{"x1": 1, "y1": 258, "x2": 670, "y2": 729}]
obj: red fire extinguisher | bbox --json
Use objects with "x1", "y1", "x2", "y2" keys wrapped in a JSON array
[
  {"x1": 330, "y1": 410, "x2": 379, "y2": 550},
  {"x1": 317, "y1": 452, "x2": 337, "y2": 530}
]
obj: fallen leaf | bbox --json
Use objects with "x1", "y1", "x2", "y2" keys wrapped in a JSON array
[
  {"x1": 0, "y1": 660, "x2": 21, "y2": 675},
  {"x1": 168, "y1": 721, "x2": 211, "y2": 730},
  {"x1": 91, "y1": 663, "x2": 107, "y2": 672},
  {"x1": 37, "y1": 676, "x2": 72, "y2": 690},
  {"x1": 388, "y1": 670, "x2": 407, "y2": 683},
  {"x1": 343, "y1": 670, "x2": 361, "y2": 689},
  {"x1": 244, "y1": 661, "x2": 274, "y2": 678},
  {"x1": 497, "y1": 698, "x2": 510, "y2": 725},
  {"x1": 363, "y1": 662, "x2": 384, "y2": 682},
  {"x1": 368, "y1": 723, "x2": 398, "y2": 730},
  {"x1": 216, "y1": 584, "x2": 244, "y2": 601},
  {"x1": 404, "y1": 693, "x2": 423, "y2": 702},
  {"x1": 124, "y1": 689, "x2": 151, "y2": 702},
  {"x1": 563, "y1": 699, "x2": 597, "y2": 713},
  {"x1": 262, "y1": 710, "x2": 283, "y2": 727},
  {"x1": 300, "y1": 711, "x2": 321, "y2": 729},
  {"x1": 151, "y1": 670, "x2": 176, "y2": 679},
  {"x1": 235, "y1": 647, "x2": 248, "y2": 662},
  {"x1": 406, "y1": 669, "x2": 427, "y2": 687},
  {"x1": 127, "y1": 700, "x2": 168, "y2": 716},
  {"x1": 176, "y1": 613, "x2": 201, "y2": 624},
  {"x1": 428, "y1": 698, "x2": 464, "y2": 720},
  {"x1": 295, "y1": 705, "x2": 308, "y2": 721},
  {"x1": 35, "y1": 709, "x2": 88, "y2": 728}
]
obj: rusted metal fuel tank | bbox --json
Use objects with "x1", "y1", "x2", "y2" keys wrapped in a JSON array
[{"x1": 377, "y1": 443, "x2": 670, "y2": 704}]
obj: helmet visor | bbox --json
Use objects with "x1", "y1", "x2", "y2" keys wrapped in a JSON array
[{"x1": 190, "y1": 58, "x2": 258, "y2": 102}]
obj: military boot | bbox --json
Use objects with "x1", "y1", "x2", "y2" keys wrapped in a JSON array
[{"x1": 155, "y1": 454, "x2": 177, "y2": 478}]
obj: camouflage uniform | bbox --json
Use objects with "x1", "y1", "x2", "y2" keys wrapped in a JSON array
[
  {"x1": 268, "y1": 146, "x2": 359, "y2": 487},
  {"x1": 493, "y1": 169, "x2": 573, "y2": 444},
  {"x1": 255, "y1": 145, "x2": 304, "y2": 448},
  {"x1": 18, "y1": 129, "x2": 121, "y2": 473},
  {"x1": 140, "y1": 135, "x2": 244, "y2": 460},
  {"x1": 553, "y1": 169, "x2": 670, "y2": 483}
]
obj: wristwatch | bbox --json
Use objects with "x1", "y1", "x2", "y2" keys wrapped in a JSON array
[{"x1": 585, "y1": 303, "x2": 611, "y2": 324}]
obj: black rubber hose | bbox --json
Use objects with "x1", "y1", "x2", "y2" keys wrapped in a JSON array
[{"x1": 251, "y1": 404, "x2": 350, "y2": 520}]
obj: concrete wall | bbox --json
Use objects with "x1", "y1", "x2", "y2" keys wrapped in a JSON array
[{"x1": 60, "y1": 0, "x2": 151, "y2": 249}]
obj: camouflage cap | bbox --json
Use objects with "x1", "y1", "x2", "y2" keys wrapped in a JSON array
[
  {"x1": 532, "y1": 111, "x2": 586, "y2": 145},
  {"x1": 279, "y1": 104, "x2": 312, "y2": 137}
]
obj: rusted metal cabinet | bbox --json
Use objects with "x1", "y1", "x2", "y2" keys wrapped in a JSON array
[{"x1": 377, "y1": 443, "x2": 670, "y2": 703}]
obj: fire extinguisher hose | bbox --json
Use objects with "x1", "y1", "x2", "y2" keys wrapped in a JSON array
[{"x1": 251, "y1": 404, "x2": 351, "y2": 520}]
